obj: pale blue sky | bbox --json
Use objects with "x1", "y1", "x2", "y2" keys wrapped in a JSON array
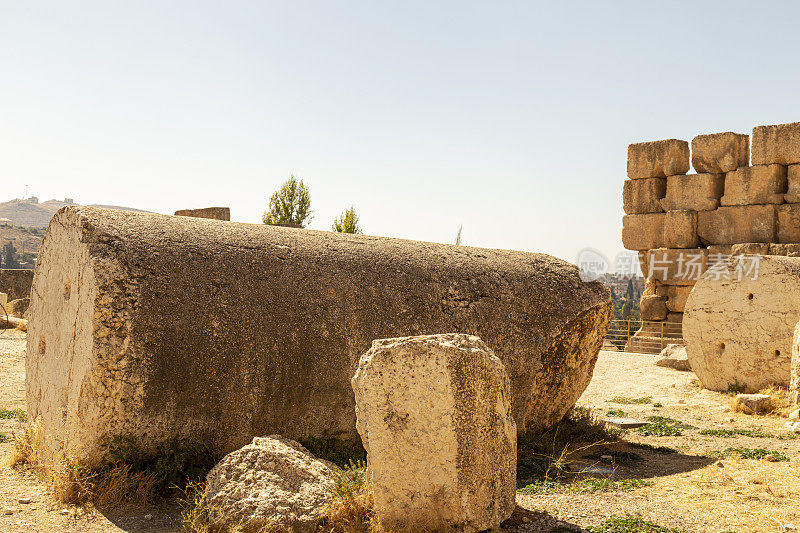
[{"x1": 2, "y1": 1, "x2": 799, "y2": 264}]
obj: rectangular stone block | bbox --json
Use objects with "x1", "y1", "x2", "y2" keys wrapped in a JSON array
[
  {"x1": 640, "y1": 294, "x2": 668, "y2": 320},
  {"x1": 785, "y1": 165, "x2": 800, "y2": 203},
  {"x1": 622, "y1": 213, "x2": 665, "y2": 251},
  {"x1": 644, "y1": 248, "x2": 708, "y2": 285},
  {"x1": 660, "y1": 173, "x2": 724, "y2": 212},
  {"x1": 697, "y1": 205, "x2": 777, "y2": 244},
  {"x1": 730, "y1": 243, "x2": 770, "y2": 255},
  {"x1": 691, "y1": 132, "x2": 749, "y2": 174},
  {"x1": 662, "y1": 210, "x2": 698, "y2": 249},
  {"x1": 752, "y1": 122, "x2": 800, "y2": 165},
  {"x1": 627, "y1": 139, "x2": 690, "y2": 179},
  {"x1": 623, "y1": 178, "x2": 666, "y2": 214},
  {"x1": 778, "y1": 203, "x2": 800, "y2": 243},
  {"x1": 720, "y1": 165, "x2": 787, "y2": 206},
  {"x1": 768, "y1": 243, "x2": 800, "y2": 257},
  {"x1": 666, "y1": 285, "x2": 692, "y2": 313}
]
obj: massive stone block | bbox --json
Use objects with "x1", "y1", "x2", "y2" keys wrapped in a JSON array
[
  {"x1": 778, "y1": 204, "x2": 800, "y2": 243},
  {"x1": 720, "y1": 165, "x2": 787, "y2": 206},
  {"x1": 697, "y1": 205, "x2": 777, "y2": 245},
  {"x1": 663, "y1": 210, "x2": 699, "y2": 249},
  {"x1": 622, "y1": 213, "x2": 665, "y2": 251},
  {"x1": 684, "y1": 255, "x2": 800, "y2": 392},
  {"x1": 27, "y1": 207, "x2": 611, "y2": 466},
  {"x1": 752, "y1": 122, "x2": 800, "y2": 165},
  {"x1": 623, "y1": 178, "x2": 666, "y2": 214},
  {"x1": 627, "y1": 139, "x2": 690, "y2": 179},
  {"x1": 174, "y1": 207, "x2": 231, "y2": 221},
  {"x1": 691, "y1": 132, "x2": 749, "y2": 174},
  {"x1": 660, "y1": 173, "x2": 724, "y2": 212},
  {"x1": 352, "y1": 334, "x2": 516, "y2": 531}
]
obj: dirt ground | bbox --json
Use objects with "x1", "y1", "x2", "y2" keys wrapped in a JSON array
[{"x1": 1, "y1": 335, "x2": 798, "y2": 532}]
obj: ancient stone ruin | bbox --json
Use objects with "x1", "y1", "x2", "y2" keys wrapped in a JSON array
[
  {"x1": 352, "y1": 334, "x2": 516, "y2": 531},
  {"x1": 173, "y1": 206, "x2": 231, "y2": 221},
  {"x1": 683, "y1": 255, "x2": 800, "y2": 392},
  {"x1": 623, "y1": 121, "x2": 800, "y2": 354},
  {"x1": 27, "y1": 206, "x2": 610, "y2": 467}
]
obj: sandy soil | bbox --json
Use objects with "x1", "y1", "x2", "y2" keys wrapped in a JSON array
[{"x1": 1, "y1": 337, "x2": 798, "y2": 532}]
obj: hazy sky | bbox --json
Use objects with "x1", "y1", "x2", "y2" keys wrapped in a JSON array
[{"x1": 2, "y1": 1, "x2": 799, "y2": 265}]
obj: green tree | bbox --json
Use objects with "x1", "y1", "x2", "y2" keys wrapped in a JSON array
[
  {"x1": 332, "y1": 206, "x2": 362, "y2": 234},
  {"x1": 2, "y1": 242, "x2": 19, "y2": 269},
  {"x1": 262, "y1": 175, "x2": 313, "y2": 227},
  {"x1": 625, "y1": 278, "x2": 634, "y2": 300}
]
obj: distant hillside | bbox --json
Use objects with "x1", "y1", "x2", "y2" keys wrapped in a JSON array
[{"x1": 0, "y1": 198, "x2": 150, "y2": 228}]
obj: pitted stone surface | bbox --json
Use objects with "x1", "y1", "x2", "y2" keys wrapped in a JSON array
[
  {"x1": 27, "y1": 207, "x2": 610, "y2": 466},
  {"x1": 352, "y1": 334, "x2": 516, "y2": 532},
  {"x1": 684, "y1": 255, "x2": 800, "y2": 392}
]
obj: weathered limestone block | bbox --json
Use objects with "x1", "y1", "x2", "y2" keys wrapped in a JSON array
[
  {"x1": 623, "y1": 178, "x2": 666, "y2": 214},
  {"x1": 644, "y1": 248, "x2": 707, "y2": 285},
  {"x1": 622, "y1": 213, "x2": 665, "y2": 251},
  {"x1": 684, "y1": 255, "x2": 800, "y2": 392},
  {"x1": 732, "y1": 394, "x2": 772, "y2": 415},
  {"x1": 640, "y1": 295, "x2": 668, "y2": 321},
  {"x1": 627, "y1": 139, "x2": 690, "y2": 179},
  {"x1": 660, "y1": 173, "x2": 724, "y2": 212},
  {"x1": 204, "y1": 435, "x2": 337, "y2": 532},
  {"x1": 752, "y1": 122, "x2": 800, "y2": 165},
  {"x1": 731, "y1": 243, "x2": 770, "y2": 256},
  {"x1": 0, "y1": 269, "x2": 33, "y2": 301},
  {"x1": 352, "y1": 334, "x2": 516, "y2": 532},
  {"x1": 720, "y1": 165, "x2": 787, "y2": 206},
  {"x1": 785, "y1": 165, "x2": 800, "y2": 203},
  {"x1": 692, "y1": 132, "x2": 749, "y2": 174},
  {"x1": 174, "y1": 207, "x2": 231, "y2": 221},
  {"x1": 656, "y1": 344, "x2": 690, "y2": 371},
  {"x1": 663, "y1": 210, "x2": 699, "y2": 249},
  {"x1": 27, "y1": 207, "x2": 611, "y2": 466},
  {"x1": 697, "y1": 205, "x2": 777, "y2": 245},
  {"x1": 778, "y1": 204, "x2": 800, "y2": 243},
  {"x1": 769, "y1": 243, "x2": 800, "y2": 257},
  {"x1": 666, "y1": 285, "x2": 692, "y2": 313}
]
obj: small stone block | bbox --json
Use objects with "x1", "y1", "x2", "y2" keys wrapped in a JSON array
[
  {"x1": 663, "y1": 210, "x2": 699, "y2": 249},
  {"x1": 622, "y1": 213, "x2": 665, "y2": 251},
  {"x1": 697, "y1": 205, "x2": 777, "y2": 245},
  {"x1": 623, "y1": 178, "x2": 666, "y2": 214},
  {"x1": 692, "y1": 132, "x2": 749, "y2": 174},
  {"x1": 660, "y1": 173, "x2": 724, "y2": 212},
  {"x1": 721, "y1": 165, "x2": 787, "y2": 206},
  {"x1": 627, "y1": 139, "x2": 690, "y2": 179},
  {"x1": 752, "y1": 122, "x2": 800, "y2": 165},
  {"x1": 777, "y1": 203, "x2": 800, "y2": 243},
  {"x1": 786, "y1": 165, "x2": 800, "y2": 203}
]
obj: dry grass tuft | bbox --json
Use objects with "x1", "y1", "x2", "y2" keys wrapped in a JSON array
[
  {"x1": 319, "y1": 462, "x2": 374, "y2": 533},
  {"x1": 6, "y1": 420, "x2": 164, "y2": 508}
]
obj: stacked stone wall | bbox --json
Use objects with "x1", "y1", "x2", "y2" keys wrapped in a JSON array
[{"x1": 623, "y1": 122, "x2": 800, "y2": 352}]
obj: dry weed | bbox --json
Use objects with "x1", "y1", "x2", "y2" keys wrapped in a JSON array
[{"x1": 6, "y1": 420, "x2": 161, "y2": 508}]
